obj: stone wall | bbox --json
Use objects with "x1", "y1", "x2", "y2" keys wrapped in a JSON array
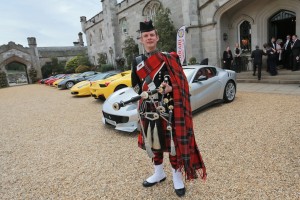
[
  {"x1": 81, "y1": 0, "x2": 300, "y2": 67},
  {"x1": 38, "y1": 46, "x2": 87, "y2": 67}
]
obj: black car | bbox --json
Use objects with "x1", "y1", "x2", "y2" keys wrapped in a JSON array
[{"x1": 57, "y1": 71, "x2": 98, "y2": 89}]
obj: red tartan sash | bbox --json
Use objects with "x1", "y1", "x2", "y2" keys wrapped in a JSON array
[{"x1": 136, "y1": 54, "x2": 165, "y2": 91}]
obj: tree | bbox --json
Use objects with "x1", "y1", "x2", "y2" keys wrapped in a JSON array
[
  {"x1": 115, "y1": 57, "x2": 126, "y2": 70},
  {"x1": 189, "y1": 57, "x2": 197, "y2": 64},
  {"x1": 28, "y1": 67, "x2": 38, "y2": 83},
  {"x1": 123, "y1": 37, "x2": 139, "y2": 68},
  {"x1": 97, "y1": 53, "x2": 107, "y2": 66},
  {"x1": 65, "y1": 54, "x2": 91, "y2": 73},
  {"x1": 5, "y1": 62, "x2": 25, "y2": 71},
  {"x1": 154, "y1": 8, "x2": 177, "y2": 52},
  {"x1": 50, "y1": 57, "x2": 65, "y2": 74},
  {"x1": 41, "y1": 57, "x2": 65, "y2": 78}
]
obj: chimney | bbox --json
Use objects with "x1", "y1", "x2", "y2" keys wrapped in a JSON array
[
  {"x1": 27, "y1": 37, "x2": 37, "y2": 48},
  {"x1": 78, "y1": 32, "x2": 84, "y2": 46}
]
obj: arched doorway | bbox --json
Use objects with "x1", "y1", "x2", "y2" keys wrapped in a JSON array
[
  {"x1": 5, "y1": 62, "x2": 29, "y2": 85},
  {"x1": 269, "y1": 10, "x2": 296, "y2": 40}
]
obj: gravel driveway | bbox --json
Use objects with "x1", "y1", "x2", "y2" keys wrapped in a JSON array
[{"x1": 0, "y1": 84, "x2": 299, "y2": 199}]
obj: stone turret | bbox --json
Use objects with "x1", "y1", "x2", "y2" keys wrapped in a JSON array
[
  {"x1": 27, "y1": 37, "x2": 37, "y2": 48},
  {"x1": 80, "y1": 16, "x2": 87, "y2": 33}
]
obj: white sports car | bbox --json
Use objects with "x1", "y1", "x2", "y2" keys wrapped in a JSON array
[{"x1": 102, "y1": 65, "x2": 236, "y2": 132}]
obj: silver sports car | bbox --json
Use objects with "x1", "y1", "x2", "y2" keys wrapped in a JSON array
[{"x1": 102, "y1": 65, "x2": 237, "y2": 132}]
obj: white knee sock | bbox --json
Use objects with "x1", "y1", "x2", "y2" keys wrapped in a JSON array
[
  {"x1": 172, "y1": 168, "x2": 184, "y2": 189},
  {"x1": 146, "y1": 164, "x2": 166, "y2": 183}
]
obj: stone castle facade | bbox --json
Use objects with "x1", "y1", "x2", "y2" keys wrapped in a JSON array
[
  {"x1": 80, "y1": 0, "x2": 299, "y2": 67},
  {"x1": 0, "y1": 33, "x2": 87, "y2": 84}
]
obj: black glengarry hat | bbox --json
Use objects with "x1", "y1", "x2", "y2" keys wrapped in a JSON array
[{"x1": 139, "y1": 20, "x2": 155, "y2": 33}]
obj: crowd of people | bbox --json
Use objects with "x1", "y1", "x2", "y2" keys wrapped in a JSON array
[{"x1": 223, "y1": 34, "x2": 300, "y2": 81}]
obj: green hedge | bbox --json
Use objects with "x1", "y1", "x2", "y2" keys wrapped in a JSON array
[
  {"x1": 0, "y1": 71, "x2": 9, "y2": 88},
  {"x1": 28, "y1": 68, "x2": 38, "y2": 83}
]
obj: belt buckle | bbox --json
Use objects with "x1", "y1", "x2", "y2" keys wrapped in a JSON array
[{"x1": 145, "y1": 112, "x2": 159, "y2": 121}]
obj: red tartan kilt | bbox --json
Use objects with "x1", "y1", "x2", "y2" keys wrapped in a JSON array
[{"x1": 138, "y1": 117, "x2": 172, "y2": 152}]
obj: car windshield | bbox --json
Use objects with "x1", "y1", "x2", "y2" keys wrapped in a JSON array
[
  {"x1": 79, "y1": 72, "x2": 93, "y2": 77},
  {"x1": 183, "y1": 68, "x2": 196, "y2": 82},
  {"x1": 86, "y1": 74, "x2": 98, "y2": 80},
  {"x1": 54, "y1": 74, "x2": 64, "y2": 78},
  {"x1": 89, "y1": 73, "x2": 111, "y2": 81}
]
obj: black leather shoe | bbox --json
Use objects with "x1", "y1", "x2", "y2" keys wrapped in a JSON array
[
  {"x1": 175, "y1": 187, "x2": 186, "y2": 197},
  {"x1": 142, "y1": 177, "x2": 166, "y2": 187}
]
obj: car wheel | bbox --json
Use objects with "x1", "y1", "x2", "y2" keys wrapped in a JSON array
[
  {"x1": 114, "y1": 85, "x2": 127, "y2": 92},
  {"x1": 98, "y1": 96, "x2": 106, "y2": 101},
  {"x1": 66, "y1": 81, "x2": 74, "y2": 89},
  {"x1": 223, "y1": 81, "x2": 236, "y2": 103}
]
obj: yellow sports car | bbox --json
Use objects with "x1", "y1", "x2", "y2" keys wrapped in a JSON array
[
  {"x1": 90, "y1": 70, "x2": 131, "y2": 100},
  {"x1": 53, "y1": 79, "x2": 64, "y2": 88},
  {"x1": 70, "y1": 71, "x2": 118, "y2": 96}
]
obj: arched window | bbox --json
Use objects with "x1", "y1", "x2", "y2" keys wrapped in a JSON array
[
  {"x1": 143, "y1": 1, "x2": 161, "y2": 21},
  {"x1": 119, "y1": 18, "x2": 128, "y2": 35},
  {"x1": 239, "y1": 21, "x2": 251, "y2": 52}
]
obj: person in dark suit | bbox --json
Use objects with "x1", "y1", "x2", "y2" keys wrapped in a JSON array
[
  {"x1": 268, "y1": 37, "x2": 277, "y2": 50},
  {"x1": 223, "y1": 46, "x2": 233, "y2": 70},
  {"x1": 264, "y1": 44, "x2": 278, "y2": 76},
  {"x1": 267, "y1": 37, "x2": 278, "y2": 69},
  {"x1": 291, "y1": 35, "x2": 300, "y2": 71},
  {"x1": 282, "y1": 35, "x2": 292, "y2": 69},
  {"x1": 251, "y1": 45, "x2": 264, "y2": 80}
]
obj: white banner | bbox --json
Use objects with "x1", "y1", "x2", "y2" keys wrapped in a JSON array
[{"x1": 176, "y1": 26, "x2": 186, "y2": 65}]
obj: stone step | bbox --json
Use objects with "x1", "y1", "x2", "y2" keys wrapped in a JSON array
[
  {"x1": 237, "y1": 69, "x2": 300, "y2": 84},
  {"x1": 238, "y1": 74, "x2": 300, "y2": 79},
  {"x1": 237, "y1": 78, "x2": 299, "y2": 84},
  {"x1": 238, "y1": 69, "x2": 300, "y2": 75}
]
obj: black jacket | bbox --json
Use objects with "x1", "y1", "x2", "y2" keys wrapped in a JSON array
[
  {"x1": 223, "y1": 50, "x2": 233, "y2": 63},
  {"x1": 291, "y1": 39, "x2": 300, "y2": 56},
  {"x1": 251, "y1": 49, "x2": 264, "y2": 64},
  {"x1": 284, "y1": 40, "x2": 292, "y2": 54}
]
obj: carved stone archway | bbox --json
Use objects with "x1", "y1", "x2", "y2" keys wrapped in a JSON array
[
  {"x1": 0, "y1": 41, "x2": 40, "y2": 85},
  {"x1": 1, "y1": 56, "x2": 32, "y2": 84}
]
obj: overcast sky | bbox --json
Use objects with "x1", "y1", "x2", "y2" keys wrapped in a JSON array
[{"x1": 0, "y1": 0, "x2": 108, "y2": 47}]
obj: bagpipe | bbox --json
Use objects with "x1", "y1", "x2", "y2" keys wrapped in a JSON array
[
  {"x1": 112, "y1": 89, "x2": 158, "y2": 111},
  {"x1": 112, "y1": 86, "x2": 176, "y2": 157}
]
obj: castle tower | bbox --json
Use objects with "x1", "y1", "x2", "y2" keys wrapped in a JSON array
[
  {"x1": 101, "y1": 0, "x2": 121, "y2": 64},
  {"x1": 80, "y1": 16, "x2": 87, "y2": 33}
]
